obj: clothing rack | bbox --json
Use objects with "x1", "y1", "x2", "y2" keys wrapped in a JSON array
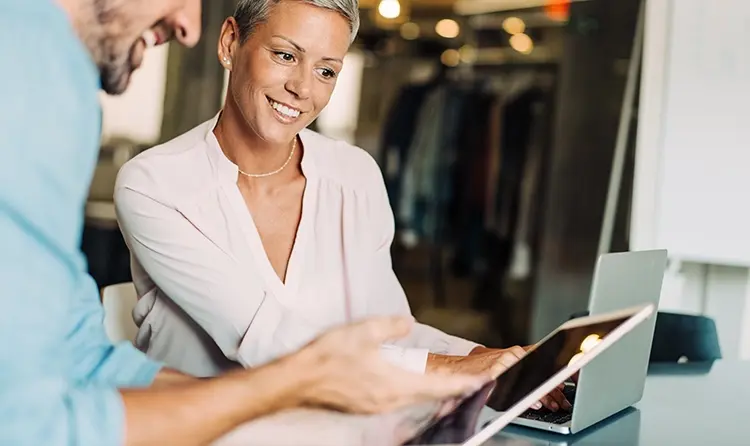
[{"x1": 382, "y1": 64, "x2": 559, "y2": 309}]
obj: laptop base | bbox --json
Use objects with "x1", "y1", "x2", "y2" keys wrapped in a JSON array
[{"x1": 508, "y1": 417, "x2": 572, "y2": 434}]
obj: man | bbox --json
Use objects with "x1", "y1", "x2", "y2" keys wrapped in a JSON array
[{"x1": 0, "y1": 1, "x2": 497, "y2": 445}]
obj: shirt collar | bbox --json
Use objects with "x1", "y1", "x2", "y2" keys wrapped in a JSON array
[{"x1": 203, "y1": 111, "x2": 317, "y2": 184}]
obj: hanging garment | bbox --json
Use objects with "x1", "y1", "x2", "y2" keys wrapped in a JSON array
[
  {"x1": 509, "y1": 99, "x2": 549, "y2": 280},
  {"x1": 379, "y1": 82, "x2": 435, "y2": 216},
  {"x1": 472, "y1": 87, "x2": 543, "y2": 311},
  {"x1": 450, "y1": 90, "x2": 497, "y2": 277},
  {"x1": 488, "y1": 88, "x2": 545, "y2": 239},
  {"x1": 398, "y1": 85, "x2": 468, "y2": 243}
]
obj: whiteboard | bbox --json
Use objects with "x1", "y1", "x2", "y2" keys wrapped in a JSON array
[{"x1": 631, "y1": 0, "x2": 750, "y2": 266}]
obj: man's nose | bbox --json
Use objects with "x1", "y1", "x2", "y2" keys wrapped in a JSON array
[{"x1": 168, "y1": 0, "x2": 202, "y2": 48}]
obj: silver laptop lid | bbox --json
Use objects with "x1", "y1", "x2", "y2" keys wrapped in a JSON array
[{"x1": 570, "y1": 250, "x2": 667, "y2": 433}]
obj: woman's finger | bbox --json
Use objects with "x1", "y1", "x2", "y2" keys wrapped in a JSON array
[{"x1": 540, "y1": 394, "x2": 559, "y2": 411}]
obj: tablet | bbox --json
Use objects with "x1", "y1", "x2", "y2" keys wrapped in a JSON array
[{"x1": 405, "y1": 304, "x2": 655, "y2": 446}]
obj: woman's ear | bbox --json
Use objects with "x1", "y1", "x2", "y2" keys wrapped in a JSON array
[{"x1": 217, "y1": 17, "x2": 240, "y2": 70}]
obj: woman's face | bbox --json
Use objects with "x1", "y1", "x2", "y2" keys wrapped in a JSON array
[{"x1": 220, "y1": 1, "x2": 351, "y2": 145}]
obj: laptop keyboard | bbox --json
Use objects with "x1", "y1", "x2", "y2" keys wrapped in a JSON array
[{"x1": 518, "y1": 384, "x2": 576, "y2": 425}]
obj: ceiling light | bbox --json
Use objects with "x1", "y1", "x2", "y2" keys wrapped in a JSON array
[
  {"x1": 400, "y1": 22, "x2": 420, "y2": 40},
  {"x1": 435, "y1": 19, "x2": 460, "y2": 39},
  {"x1": 378, "y1": 0, "x2": 401, "y2": 19},
  {"x1": 502, "y1": 17, "x2": 526, "y2": 35},
  {"x1": 509, "y1": 33, "x2": 534, "y2": 54},
  {"x1": 458, "y1": 45, "x2": 477, "y2": 64},
  {"x1": 440, "y1": 49, "x2": 461, "y2": 67}
]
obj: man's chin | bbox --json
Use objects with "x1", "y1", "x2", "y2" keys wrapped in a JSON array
[{"x1": 100, "y1": 67, "x2": 133, "y2": 95}]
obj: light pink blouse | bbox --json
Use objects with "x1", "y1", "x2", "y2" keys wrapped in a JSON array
[{"x1": 114, "y1": 115, "x2": 478, "y2": 377}]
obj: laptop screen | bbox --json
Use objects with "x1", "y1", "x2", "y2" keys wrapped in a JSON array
[{"x1": 405, "y1": 315, "x2": 630, "y2": 445}]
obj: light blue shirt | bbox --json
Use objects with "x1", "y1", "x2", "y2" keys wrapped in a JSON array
[{"x1": 0, "y1": 1, "x2": 162, "y2": 445}]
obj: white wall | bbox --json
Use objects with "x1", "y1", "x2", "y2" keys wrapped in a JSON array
[
  {"x1": 100, "y1": 44, "x2": 170, "y2": 144},
  {"x1": 315, "y1": 51, "x2": 365, "y2": 145},
  {"x1": 660, "y1": 263, "x2": 750, "y2": 360},
  {"x1": 634, "y1": 0, "x2": 750, "y2": 360}
]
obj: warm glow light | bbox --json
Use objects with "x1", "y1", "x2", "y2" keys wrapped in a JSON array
[
  {"x1": 509, "y1": 33, "x2": 534, "y2": 54},
  {"x1": 568, "y1": 352, "x2": 585, "y2": 366},
  {"x1": 440, "y1": 49, "x2": 461, "y2": 67},
  {"x1": 458, "y1": 45, "x2": 477, "y2": 64},
  {"x1": 378, "y1": 0, "x2": 401, "y2": 19},
  {"x1": 400, "y1": 22, "x2": 420, "y2": 40},
  {"x1": 435, "y1": 19, "x2": 460, "y2": 39},
  {"x1": 545, "y1": 0, "x2": 571, "y2": 22},
  {"x1": 580, "y1": 334, "x2": 602, "y2": 353},
  {"x1": 502, "y1": 17, "x2": 526, "y2": 35}
]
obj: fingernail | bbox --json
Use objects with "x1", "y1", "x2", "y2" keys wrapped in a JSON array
[
  {"x1": 532, "y1": 402, "x2": 542, "y2": 410},
  {"x1": 564, "y1": 400, "x2": 573, "y2": 410}
]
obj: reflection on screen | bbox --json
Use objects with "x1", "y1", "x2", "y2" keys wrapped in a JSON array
[{"x1": 486, "y1": 316, "x2": 629, "y2": 412}]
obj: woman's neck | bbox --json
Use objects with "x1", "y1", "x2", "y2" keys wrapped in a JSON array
[{"x1": 214, "y1": 100, "x2": 301, "y2": 186}]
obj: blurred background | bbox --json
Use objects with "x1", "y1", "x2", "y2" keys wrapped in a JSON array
[{"x1": 86, "y1": 0, "x2": 750, "y2": 362}]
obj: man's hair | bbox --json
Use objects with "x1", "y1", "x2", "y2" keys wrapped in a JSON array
[{"x1": 234, "y1": 0, "x2": 360, "y2": 44}]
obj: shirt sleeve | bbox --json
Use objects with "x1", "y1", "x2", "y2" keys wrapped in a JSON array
[
  {"x1": 366, "y1": 159, "x2": 480, "y2": 372},
  {"x1": 0, "y1": 6, "x2": 160, "y2": 444},
  {"x1": 114, "y1": 179, "x2": 297, "y2": 368},
  {"x1": 65, "y1": 273, "x2": 163, "y2": 387},
  {"x1": 0, "y1": 208, "x2": 147, "y2": 446}
]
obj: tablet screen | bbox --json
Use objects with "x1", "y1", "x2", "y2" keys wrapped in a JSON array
[
  {"x1": 486, "y1": 315, "x2": 629, "y2": 412},
  {"x1": 406, "y1": 315, "x2": 631, "y2": 445}
]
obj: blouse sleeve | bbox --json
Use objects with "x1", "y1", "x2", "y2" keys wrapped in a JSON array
[
  {"x1": 364, "y1": 160, "x2": 480, "y2": 372},
  {"x1": 115, "y1": 172, "x2": 306, "y2": 369}
]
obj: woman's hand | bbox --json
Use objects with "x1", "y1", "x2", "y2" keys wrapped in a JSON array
[{"x1": 427, "y1": 346, "x2": 571, "y2": 412}]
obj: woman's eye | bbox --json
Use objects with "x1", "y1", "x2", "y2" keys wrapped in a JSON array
[
  {"x1": 318, "y1": 68, "x2": 337, "y2": 79},
  {"x1": 275, "y1": 52, "x2": 295, "y2": 62}
]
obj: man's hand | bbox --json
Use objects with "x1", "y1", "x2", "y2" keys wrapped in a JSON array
[{"x1": 293, "y1": 316, "x2": 491, "y2": 414}]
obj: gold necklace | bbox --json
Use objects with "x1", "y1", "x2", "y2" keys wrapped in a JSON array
[{"x1": 237, "y1": 137, "x2": 297, "y2": 178}]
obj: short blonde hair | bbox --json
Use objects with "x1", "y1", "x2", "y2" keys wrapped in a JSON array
[{"x1": 234, "y1": 0, "x2": 360, "y2": 44}]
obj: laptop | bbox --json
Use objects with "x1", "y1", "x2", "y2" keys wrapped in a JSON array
[
  {"x1": 510, "y1": 249, "x2": 667, "y2": 434},
  {"x1": 405, "y1": 304, "x2": 656, "y2": 446}
]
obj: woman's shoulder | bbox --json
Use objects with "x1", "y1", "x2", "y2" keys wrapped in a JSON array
[
  {"x1": 301, "y1": 129, "x2": 384, "y2": 192},
  {"x1": 116, "y1": 121, "x2": 215, "y2": 198}
]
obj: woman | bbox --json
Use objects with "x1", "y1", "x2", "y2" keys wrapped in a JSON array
[{"x1": 115, "y1": 0, "x2": 568, "y2": 411}]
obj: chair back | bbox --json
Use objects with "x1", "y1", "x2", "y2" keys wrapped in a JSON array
[
  {"x1": 568, "y1": 310, "x2": 722, "y2": 363},
  {"x1": 650, "y1": 312, "x2": 722, "y2": 363},
  {"x1": 101, "y1": 282, "x2": 139, "y2": 343}
]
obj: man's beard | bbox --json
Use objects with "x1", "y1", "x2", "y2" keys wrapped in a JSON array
[
  {"x1": 75, "y1": 0, "x2": 136, "y2": 95},
  {"x1": 99, "y1": 44, "x2": 136, "y2": 95}
]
